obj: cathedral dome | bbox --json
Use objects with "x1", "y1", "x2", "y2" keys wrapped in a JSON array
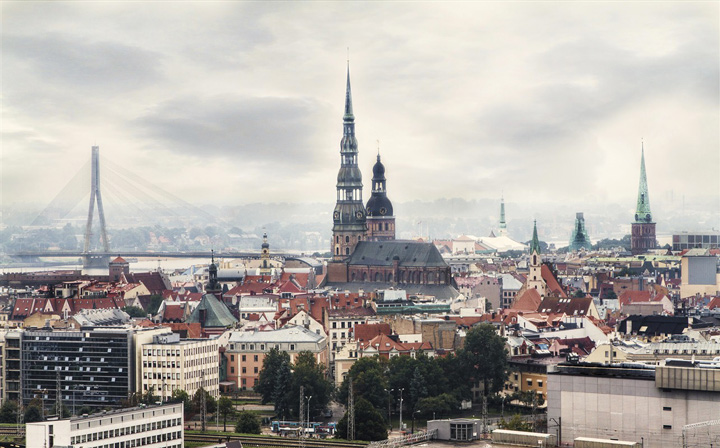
[{"x1": 366, "y1": 195, "x2": 393, "y2": 217}]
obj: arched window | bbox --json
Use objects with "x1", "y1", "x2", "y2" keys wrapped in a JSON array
[
  {"x1": 345, "y1": 247, "x2": 350, "y2": 255},
  {"x1": 440, "y1": 272, "x2": 446, "y2": 283},
  {"x1": 346, "y1": 236, "x2": 350, "y2": 243},
  {"x1": 385, "y1": 223, "x2": 389, "y2": 231},
  {"x1": 351, "y1": 272, "x2": 356, "y2": 281},
  {"x1": 387, "y1": 273, "x2": 393, "y2": 282},
  {"x1": 336, "y1": 247, "x2": 339, "y2": 255},
  {"x1": 428, "y1": 272, "x2": 435, "y2": 283},
  {"x1": 533, "y1": 255, "x2": 537, "y2": 265},
  {"x1": 336, "y1": 236, "x2": 339, "y2": 243},
  {"x1": 375, "y1": 272, "x2": 381, "y2": 282},
  {"x1": 362, "y1": 272, "x2": 367, "y2": 281}
]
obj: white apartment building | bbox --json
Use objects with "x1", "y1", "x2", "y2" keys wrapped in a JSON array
[
  {"x1": 27, "y1": 403, "x2": 183, "y2": 448},
  {"x1": 141, "y1": 333, "x2": 219, "y2": 400}
]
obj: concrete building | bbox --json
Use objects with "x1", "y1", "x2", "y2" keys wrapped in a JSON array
[
  {"x1": 672, "y1": 231, "x2": 720, "y2": 251},
  {"x1": 225, "y1": 325, "x2": 327, "y2": 391},
  {"x1": 27, "y1": 403, "x2": 183, "y2": 448},
  {"x1": 547, "y1": 362, "x2": 720, "y2": 447},
  {"x1": 141, "y1": 333, "x2": 219, "y2": 401},
  {"x1": 680, "y1": 249, "x2": 720, "y2": 298}
]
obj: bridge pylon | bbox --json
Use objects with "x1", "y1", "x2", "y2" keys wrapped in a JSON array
[{"x1": 83, "y1": 146, "x2": 110, "y2": 269}]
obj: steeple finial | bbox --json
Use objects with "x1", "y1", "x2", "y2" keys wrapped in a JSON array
[
  {"x1": 530, "y1": 220, "x2": 541, "y2": 254},
  {"x1": 211, "y1": 248, "x2": 215, "y2": 265}
]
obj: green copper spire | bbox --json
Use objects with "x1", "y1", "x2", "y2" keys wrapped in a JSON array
[
  {"x1": 634, "y1": 143, "x2": 653, "y2": 223},
  {"x1": 530, "y1": 220, "x2": 541, "y2": 254}
]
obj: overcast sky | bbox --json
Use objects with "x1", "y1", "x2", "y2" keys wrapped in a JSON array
[{"x1": 2, "y1": 2, "x2": 718, "y2": 222}]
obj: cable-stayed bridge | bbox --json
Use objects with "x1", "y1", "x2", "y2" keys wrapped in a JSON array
[{"x1": 11, "y1": 146, "x2": 263, "y2": 268}]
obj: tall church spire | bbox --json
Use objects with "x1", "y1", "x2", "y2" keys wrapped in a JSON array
[
  {"x1": 332, "y1": 63, "x2": 367, "y2": 260},
  {"x1": 366, "y1": 149, "x2": 395, "y2": 241},
  {"x1": 631, "y1": 142, "x2": 656, "y2": 254},
  {"x1": 634, "y1": 142, "x2": 652, "y2": 223},
  {"x1": 344, "y1": 62, "x2": 354, "y2": 120},
  {"x1": 499, "y1": 196, "x2": 507, "y2": 236}
]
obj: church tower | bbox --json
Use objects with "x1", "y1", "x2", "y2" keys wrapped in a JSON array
[
  {"x1": 631, "y1": 143, "x2": 656, "y2": 255},
  {"x1": 527, "y1": 220, "x2": 546, "y2": 295},
  {"x1": 206, "y1": 250, "x2": 221, "y2": 297},
  {"x1": 332, "y1": 64, "x2": 367, "y2": 260},
  {"x1": 365, "y1": 151, "x2": 395, "y2": 241},
  {"x1": 498, "y1": 197, "x2": 508, "y2": 237},
  {"x1": 259, "y1": 232, "x2": 272, "y2": 276}
]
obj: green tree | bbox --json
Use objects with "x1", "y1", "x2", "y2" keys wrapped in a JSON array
[
  {"x1": 498, "y1": 414, "x2": 533, "y2": 431},
  {"x1": 234, "y1": 411, "x2": 261, "y2": 434},
  {"x1": 573, "y1": 289, "x2": 586, "y2": 298},
  {"x1": 218, "y1": 397, "x2": 235, "y2": 432},
  {"x1": 255, "y1": 347, "x2": 292, "y2": 415},
  {"x1": 339, "y1": 356, "x2": 389, "y2": 412},
  {"x1": 169, "y1": 389, "x2": 193, "y2": 413},
  {"x1": 0, "y1": 400, "x2": 18, "y2": 423},
  {"x1": 408, "y1": 367, "x2": 428, "y2": 413},
  {"x1": 288, "y1": 351, "x2": 333, "y2": 419},
  {"x1": 193, "y1": 388, "x2": 217, "y2": 414},
  {"x1": 460, "y1": 324, "x2": 509, "y2": 398},
  {"x1": 336, "y1": 398, "x2": 387, "y2": 441},
  {"x1": 122, "y1": 306, "x2": 147, "y2": 318},
  {"x1": 142, "y1": 386, "x2": 158, "y2": 405},
  {"x1": 24, "y1": 405, "x2": 42, "y2": 423},
  {"x1": 146, "y1": 295, "x2": 163, "y2": 315},
  {"x1": 416, "y1": 393, "x2": 458, "y2": 418}
]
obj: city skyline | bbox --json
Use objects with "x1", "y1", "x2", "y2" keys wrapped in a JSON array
[{"x1": 2, "y1": 2, "x2": 718, "y2": 226}]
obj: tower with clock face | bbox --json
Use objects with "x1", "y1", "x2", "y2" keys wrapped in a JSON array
[
  {"x1": 331, "y1": 64, "x2": 368, "y2": 261},
  {"x1": 365, "y1": 152, "x2": 395, "y2": 241}
]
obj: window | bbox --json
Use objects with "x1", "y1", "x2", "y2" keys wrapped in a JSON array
[
  {"x1": 663, "y1": 425, "x2": 672, "y2": 429},
  {"x1": 527, "y1": 379, "x2": 532, "y2": 387},
  {"x1": 663, "y1": 406, "x2": 672, "y2": 411},
  {"x1": 254, "y1": 367, "x2": 258, "y2": 373},
  {"x1": 242, "y1": 355, "x2": 246, "y2": 362},
  {"x1": 254, "y1": 355, "x2": 258, "y2": 362}
]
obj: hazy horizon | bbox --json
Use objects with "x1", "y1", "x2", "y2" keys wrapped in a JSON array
[{"x1": 2, "y1": 2, "x2": 718, "y2": 230}]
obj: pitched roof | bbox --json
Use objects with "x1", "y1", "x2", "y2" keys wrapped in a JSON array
[
  {"x1": 124, "y1": 272, "x2": 169, "y2": 294},
  {"x1": 512, "y1": 288, "x2": 543, "y2": 312},
  {"x1": 541, "y1": 264, "x2": 566, "y2": 297},
  {"x1": 708, "y1": 297, "x2": 720, "y2": 310},
  {"x1": 347, "y1": 241, "x2": 448, "y2": 267},
  {"x1": 352, "y1": 323, "x2": 391, "y2": 342},
  {"x1": 619, "y1": 290, "x2": 655, "y2": 306},
  {"x1": 110, "y1": 256, "x2": 128, "y2": 264},
  {"x1": 186, "y1": 294, "x2": 238, "y2": 328}
]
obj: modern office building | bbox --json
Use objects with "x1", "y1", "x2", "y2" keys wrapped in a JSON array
[
  {"x1": 22, "y1": 328, "x2": 133, "y2": 410},
  {"x1": 26, "y1": 403, "x2": 183, "y2": 448},
  {"x1": 141, "y1": 333, "x2": 219, "y2": 401}
]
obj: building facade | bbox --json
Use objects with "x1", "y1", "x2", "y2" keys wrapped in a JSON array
[
  {"x1": 27, "y1": 403, "x2": 183, "y2": 448},
  {"x1": 225, "y1": 326, "x2": 327, "y2": 391},
  {"x1": 547, "y1": 363, "x2": 720, "y2": 448},
  {"x1": 21, "y1": 328, "x2": 133, "y2": 410},
  {"x1": 141, "y1": 333, "x2": 219, "y2": 401}
]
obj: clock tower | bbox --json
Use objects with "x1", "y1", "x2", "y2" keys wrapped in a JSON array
[{"x1": 331, "y1": 64, "x2": 367, "y2": 261}]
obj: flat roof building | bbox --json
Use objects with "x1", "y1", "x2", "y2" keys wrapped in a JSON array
[{"x1": 27, "y1": 403, "x2": 183, "y2": 448}]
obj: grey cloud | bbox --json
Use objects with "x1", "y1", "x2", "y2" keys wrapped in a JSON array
[
  {"x1": 135, "y1": 95, "x2": 335, "y2": 167},
  {"x1": 3, "y1": 33, "x2": 162, "y2": 93}
]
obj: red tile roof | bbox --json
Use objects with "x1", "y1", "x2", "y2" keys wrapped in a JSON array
[
  {"x1": 352, "y1": 323, "x2": 391, "y2": 342},
  {"x1": 541, "y1": 264, "x2": 567, "y2": 297},
  {"x1": 512, "y1": 288, "x2": 543, "y2": 312}
]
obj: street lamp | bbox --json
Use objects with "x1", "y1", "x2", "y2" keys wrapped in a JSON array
[
  {"x1": 398, "y1": 388, "x2": 404, "y2": 433},
  {"x1": 501, "y1": 395, "x2": 506, "y2": 418},
  {"x1": 384, "y1": 389, "x2": 394, "y2": 430}
]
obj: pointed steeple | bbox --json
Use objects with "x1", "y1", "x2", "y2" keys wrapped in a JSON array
[
  {"x1": 530, "y1": 220, "x2": 541, "y2": 254},
  {"x1": 634, "y1": 142, "x2": 653, "y2": 223},
  {"x1": 499, "y1": 196, "x2": 507, "y2": 235},
  {"x1": 344, "y1": 62, "x2": 354, "y2": 121}
]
